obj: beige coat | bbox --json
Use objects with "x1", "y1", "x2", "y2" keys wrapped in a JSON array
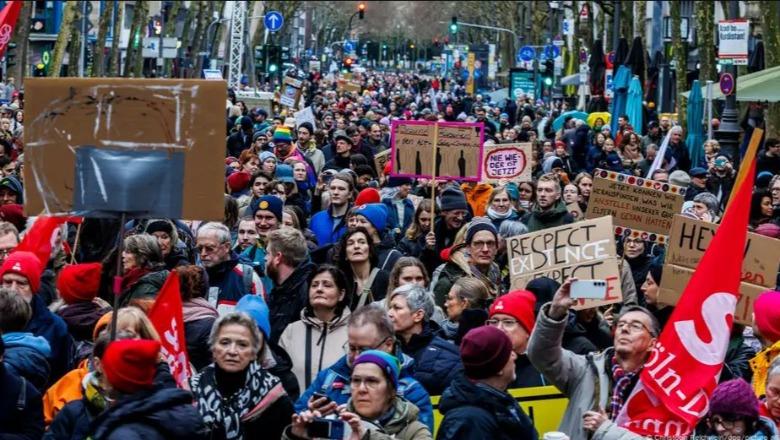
[{"x1": 278, "y1": 307, "x2": 351, "y2": 392}]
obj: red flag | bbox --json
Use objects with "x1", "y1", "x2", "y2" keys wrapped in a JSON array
[
  {"x1": 616, "y1": 144, "x2": 758, "y2": 437},
  {"x1": 148, "y1": 271, "x2": 192, "y2": 389},
  {"x1": 0, "y1": 1, "x2": 22, "y2": 58},
  {"x1": 15, "y1": 216, "x2": 69, "y2": 266}
]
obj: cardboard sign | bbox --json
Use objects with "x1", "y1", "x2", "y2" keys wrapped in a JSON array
[
  {"x1": 567, "y1": 202, "x2": 584, "y2": 222},
  {"x1": 23, "y1": 78, "x2": 225, "y2": 220},
  {"x1": 585, "y1": 169, "x2": 685, "y2": 238},
  {"x1": 506, "y1": 216, "x2": 622, "y2": 309},
  {"x1": 280, "y1": 76, "x2": 303, "y2": 108},
  {"x1": 374, "y1": 149, "x2": 390, "y2": 176},
  {"x1": 293, "y1": 106, "x2": 317, "y2": 130},
  {"x1": 389, "y1": 120, "x2": 485, "y2": 181},
  {"x1": 659, "y1": 215, "x2": 780, "y2": 324},
  {"x1": 481, "y1": 142, "x2": 532, "y2": 183},
  {"x1": 336, "y1": 78, "x2": 361, "y2": 94}
]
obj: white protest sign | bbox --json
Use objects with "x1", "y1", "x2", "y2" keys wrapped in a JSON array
[
  {"x1": 481, "y1": 142, "x2": 532, "y2": 184},
  {"x1": 294, "y1": 107, "x2": 317, "y2": 130}
]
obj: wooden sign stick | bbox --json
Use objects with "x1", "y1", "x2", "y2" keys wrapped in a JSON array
[{"x1": 430, "y1": 122, "x2": 439, "y2": 218}]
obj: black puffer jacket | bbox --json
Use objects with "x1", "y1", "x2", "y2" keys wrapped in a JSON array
[
  {"x1": 397, "y1": 321, "x2": 462, "y2": 396},
  {"x1": 88, "y1": 387, "x2": 205, "y2": 440},
  {"x1": 0, "y1": 363, "x2": 44, "y2": 440},
  {"x1": 267, "y1": 261, "x2": 316, "y2": 345},
  {"x1": 437, "y1": 373, "x2": 537, "y2": 440}
]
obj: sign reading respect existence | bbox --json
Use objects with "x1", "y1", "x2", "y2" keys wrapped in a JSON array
[
  {"x1": 585, "y1": 169, "x2": 685, "y2": 239},
  {"x1": 659, "y1": 215, "x2": 780, "y2": 325},
  {"x1": 481, "y1": 142, "x2": 532, "y2": 184},
  {"x1": 389, "y1": 120, "x2": 485, "y2": 181},
  {"x1": 506, "y1": 216, "x2": 622, "y2": 310}
]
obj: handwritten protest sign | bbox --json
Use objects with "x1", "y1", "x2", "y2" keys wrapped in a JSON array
[
  {"x1": 506, "y1": 216, "x2": 622, "y2": 309},
  {"x1": 280, "y1": 76, "x2": 303, "y2": 108},
  {"x1": 390, "y1": 120, "x2": 484, "y2": 181},
  {"x1": 481, "y1": 142, "x2": 532, "y2": 184},
  {"x1": 659, "y1": 215, "x2": 780, "y2": 324},
  {"x1": 337, "y1": 78, "x2": 361, "y2": 94},
  {"x1": 375, "y1": 150, "x2": 390, "y2": 176},
  {"x1": 585, "y1": 169, "x2": 685, "y2": 238}
]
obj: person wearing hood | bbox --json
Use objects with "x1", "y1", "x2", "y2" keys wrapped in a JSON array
[
  {"x1": 521, "y1": 173, "x2": 574, "y2": 233},
  {"x1": 286, "y1": 350, "x2": 432, "y2": 440},
  {"x1": 145, "y1": 219, "x2": 191, "y2": 270},
  {"x1": 437, "y1": 326, "x2": 537, "y2": 440},
  {"x1": 89, "y1": 339, "x2": 205, "y2": 440},
  {"x1": 351, "y1": 203, "x2": 402, "y2": 271},
  {"x1": 0, "y1": 288, "x2": 51, "y2": 391},
  {"x1": 295, "y1": 304, "x2": 434, "y2": 431},
  {"x1": 117, "y1": 234, "x2": 170, "y2": 308},
  {"x1": 388, "y1": 284, "x2": 462, "y2": 396},
  {"x1": 0, "y1": 336, "x2": 45, "y2": 440},
  {"x1": 486, "y1": 186, "x2": 521, "y2": 230},
  {"x1": 0, "y1": 251, "x2": 73, "y2": 384},
  {"x1": 622, "y1": 236, "x2": 651, "y2": 306},
  {"x1": 279, "y1": 265, "x2": 351, "y2": 393},
  {"x1": 196, "y1": 222, "x2": 264, "y2": 316},
  {"x1": 174, "y1": 265, "x2": 219, "y2": 371},
  {"x1": 0, "y1": 174, "x2": 23, "y2": 205}
]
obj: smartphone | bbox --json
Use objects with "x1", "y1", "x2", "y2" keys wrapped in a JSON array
[
  {"x1": 312, "y1": 392, "x2": 331, "y2": 404},
  {"x1": 307, "y1": 417, "x2": 346, "y2": 440},
  {"x1": 570, "y1": 280, "x2": 608, "y2": 300}
]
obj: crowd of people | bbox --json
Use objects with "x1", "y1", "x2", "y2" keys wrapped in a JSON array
[{"x1": 0, "y1": 68, "x2": 779, "y2": 440}]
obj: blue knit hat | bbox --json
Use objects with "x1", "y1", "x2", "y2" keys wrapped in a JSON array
[
  {"x1": 259, "y1": 151, "x2": 277, "y2": 163},
  {"x1": 353, "y1": 350, "x2": 400, "y2": 389},
  {"x1": 250, "y1": 195, "x2": 283, "y2": 221},
  {"x1": 275, "y1": 164, "x2": 295, "y2": 183},
  {"x1": 235, "y1": 295, "x2": 271, "y2": 340},
  {"x1": 354, "y1": 203, "x2": 388, "y2": 234},
  {"x1": 465, "y1": 217, "x2": 498, "y2": 245},
  {"x1": 272, "y1": 126, "x2": 293, "y2": 144}
]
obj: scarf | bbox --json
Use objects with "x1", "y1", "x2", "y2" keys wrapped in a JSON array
[
  {"x1": 121, "y1": 267, "x2": 151, "y2": 292},
  {"x1": 192, "y1": 361, "x2": 287, "y2": 440},
  {"x1": 82, "y1": 371, "x2": 109, "y2": 413},
  {"x1": 486, "y1": 206, "x2": 515, "y2": 221},
  {"x1": 182, "y1": 298, "x2": 219, "y2": 323},
  {"x1": 751, "y1": 339, "x2": 780, "y2": 397},
  {"x1": 609, "y1": 356, "x2": 639, "y2": 420}
]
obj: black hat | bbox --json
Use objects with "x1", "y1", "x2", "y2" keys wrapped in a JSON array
[{"x1": 440, "y1": 187, "x2": 468, "y2": 212}]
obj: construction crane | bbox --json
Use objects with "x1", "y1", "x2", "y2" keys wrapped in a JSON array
[{"x1": 228, "y1": 1, "x2": 247, "y2": 90}]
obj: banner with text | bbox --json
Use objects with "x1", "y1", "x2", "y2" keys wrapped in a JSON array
[
  {"x1": 481, "y1": 142, "x2": 532, "y2": 184},
  {"x1": 506, "y1": 216, "x2": 622, "y2": 309},
  {"x1": 718, "y1": 19, "x2": 750, "y2": 65},
  {"x1": 389, "y1": 120, "x2": 485, "y2": 181},
  {"x1": 659, "y1": 215, "x2": 780, "y2": 324},
  {"x1": 585, "y1": 169, "x2": 685, "y2": 239}
]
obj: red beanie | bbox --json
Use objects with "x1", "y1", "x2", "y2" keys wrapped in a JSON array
[
  {"x1": 754, "y1": 290, "x2": 780, "y2": 343},
  {"x1": 57, "y1": 263, "x2": 103, "y2": 304},
  {"x1": 0, "y1": 204, "x2": 26, "y2": 232},
  {"x1": 460, "y1": 326, "x2": 512, "y2": 380},
  {"x1": 490, "y1": 290, "x2": 537, "y2": 333},
  {"x1": 0, "y1": 251, "x2": 43, "y2": 293},
  {"x1": 102, "y1": 339, "x2": 160, "y2": 394},
  {"x1": 227, "y1": 171, "x2": 251, "y2": 193},
  {"x1": 355, "y1": 188, "x2": 381, "y2": 206}
]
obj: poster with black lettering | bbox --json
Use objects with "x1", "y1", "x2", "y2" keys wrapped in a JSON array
[
  {"x1": 481, "y1": 142, "x2": 532, "y2": 184},
  {"x1": 506, "y1": 216, "x2": 622, "y2": 309},
  {"x1": 659, "y1": 215, "x2": 780, "y2": 324},
  {"x1": 389, "y1": 120, "x2": 485, "y2": 181},
  {"x1": 585, "y1": 169, "x2": 685, "y2": 238}
]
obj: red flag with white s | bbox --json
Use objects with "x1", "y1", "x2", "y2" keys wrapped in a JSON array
[
  {"x1": 0, "y1": 1, "x2": 22, "y2": 58},
  {"x1": 148, "y1": 271, "x2": 192, "y2": 389},
  {"x1": 615, "y1": 137, "x2": 758, "y2": 437}
]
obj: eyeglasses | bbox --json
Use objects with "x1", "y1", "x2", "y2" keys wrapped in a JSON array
[
  {"x1": 709, "y1": 415, "x2": 740, "y2": 429},
  {"x1": 470, "y1": 240, "x2": 497, "y2": 250},
  {"x1": 196, "y1": 244, "x2": 223, "y2": 254},
  {"x1": 615, "y1": 320, "x2": 650, "y2": 334},
  {"x1": 350, "y1": 376, "x2": 384, "y2": 390},
  {"x1": 343, "y1": 337, "x2": 390, "y2": 356},
  {"x1": 486, "y1": 318, "x2": 519, "y2": 330}
]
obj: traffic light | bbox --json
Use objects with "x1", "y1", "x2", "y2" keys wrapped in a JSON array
[
  {"x1": 358, "y1": 3, "x2": 365, "y2": 19},
  {"x1": 449, "y1": 16, "x2": 458, "y2": 34},
  {"x1": 33, "y1": 63, "x2": 46, "y2": 77},
  {"x1": 5, "y1": 43, "x2": 16, "y2": 68},
  {"x1": 543, "y1": 59, "x2": 554, "y2": 87},
  {"x1": 254, "y1": 45, "x2": 267, "y2": 73},
  {"x1": 343, "y1": 57, "x2": 354, "y2": 72},
  {"x1": 267, "y1": 44, "x2": 281, "y2": 74}
]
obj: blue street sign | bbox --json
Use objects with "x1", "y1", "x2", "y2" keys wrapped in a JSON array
[
  {"x1": 343, "y1": 41, "x2": 355, "y2": 53},
  {"x1": 264, "y1": 11, "x2": 284, "y2": 32},
  {"x1": 544, "y1": 45, "x2": 560, "y2": 59},
  {"x1": 517, "y1": 46, "x2": 536, "y2": 63}
]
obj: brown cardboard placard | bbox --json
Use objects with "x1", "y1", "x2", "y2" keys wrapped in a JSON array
[
  {"x1": 585, "y1": 169, "x2": 685, "y2": 237},
  {"x1": 506, "y1": 216, "x2": 622, "y2": 309},
  {"x1": 374, "y1": 149, "x2": 390, "y2": 176},
  {"x1": 23, "y1": 78, "x2": 225, "y2": 220},
  {"x1": 336, "y1": 79, "x2": 361, "y2": 94},
  {"x1": 280, "y1": 76, "x2": 303, "y2": 108},
  {"x1": 481, "y1": 142, "x2": 532, "y2": 184},
  {"x1": 566, "y1": 202, "x2": 585, "y2": 222},
  {"x1": 658, "y1": 215, "x2": 780, "y2": 324}
]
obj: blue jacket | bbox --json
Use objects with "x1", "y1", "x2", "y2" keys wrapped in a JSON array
[
  {"x1": 204, "y1": 253, "x2": 264, "y2": 315},
  {"x1": 2, "y1": 332, "x2": 51, "y2": 392},
  {"x1": 0, "y1": 363, "x2": 44, "y2": 440},
  {"x1": 26, "y1": 295, "x2": 73, "y2": 384},
  {"x1": 398, "y1": 322, "x2": 462, "y2": 396},
  {"x1": 382, "y1": 197, "x2": 415, "y2": 237},
  {"x1": 239, "y1": 243, "x2": 273, "y2": 293},
  {"x1": 310, "y1": 204, "x2": 350, "y2": 248},
  {"x1": 44, "y1": 397, "x2": 99, "y2": 440},
  {"x1": 295, "y1": 352, "x2": 434, "y2": 432}
]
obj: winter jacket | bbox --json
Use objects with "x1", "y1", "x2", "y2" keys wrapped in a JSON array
[
  {"x1": 182, "y1": 298, "x2": 219, "y2": 371},
  {"x1": 521, "y1": 200, "x2": 574, "y2": 233},
  {"x1": 527, "y1": 303, "x2": 616, "y2": 440},
  {"x1": 55, "y1": 301, "x2": 111, "y2": 342},
  {"x1": 721, "y1": 333, "x2": 756, "y2": 384},
  {"x1": 0, "y1": 362, "x2": 44, "y2": 440},
  {"x1": 707, "y1": 172, "x2": 736, "y2": 210},
  {"x1": 375, "y1": 234, "x2": 403, "y2": 273},
  {"x1": 563, "y1": 314, "x2": 614, "y2": 355},
  {"x1": 397, "y1": 321, "x2": 462, "y2": 396},
  {"x1": 310, "y1": 204, "x2": 351, "y2": 248},
  {"x1": 487, "y1": 208, "x2": 521, "y2": 231},
  {"x1": 295, "y1": 352, "x2": 434, "y2": 432},
  {"x1": 382, "y1": 197, "x2": 415, "y2": 237},
  {"x1": 436, "y1": 373, "x2": 537, "y2": 440},
  {"x1": 238, "y1": 243, "x2": 273, "y2": 294},
  {"x1": 624, "y1": 253, "x2": 652, "y2": 307},
  {"x1": 26, "y1": 295, "x2": 73, "y2": 385},
  {"x1": 88, "y1": 387, "x2": 205, "y2": 440},
  {"x1": 44, "y1": 397, "x2": 100, "y2": 440},
  {"x1": 267, "y1": 261, "x2": 316, "y2": 345},
  {"x1": 669, "y1": 141, "x2": 692, "y2": 172},
  {"x1": 2, "y1": 332, "x2": 52, "y2": 392},
  {"x1": 460, "y1": 183, "x2": 494, "y2": 217},
  {"x1": 509, "y1": 354, "x2": 549, "y2": 388},
  {"x1": 117, "y1": 269, "x2": 170, "y2": 308},
  {"x1": 757, "y1": 150, "x2": 780, "y2": 176},
  {"x1": 226, "y1": 130, "x2": 252, "y2": 158},
  {"x1": 205, "y1": 253, "x2": 265, "y2": 315},
  {"x1": 278, "y1": 308, "x2": 351, "y2": 391},
  {"x1": 42, "y1": 360, "x2": 90, "y2": 425}
]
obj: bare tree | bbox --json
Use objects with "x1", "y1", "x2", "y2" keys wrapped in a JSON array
[
  {"x1": 671, "y1": 0, "x2": 687, "y2": 127},
  {"x1": 10, "y1": 1, "x2": 32, "y2": 86},
  {"x1": 67, "y1": 1, "x2": 83, "y2": 77},
  {"x1": 92, "y1": 0, "x2": 113, "y2": 77},
  {"x1": 108, "y1": 1, "x2": 124, "y2": 76},
  {"x1": 49, "y1": 1, "x2": 78, "y2": 77},
  {"x1": 162, "y1": 1, "x2": 181, "y2": 78}
]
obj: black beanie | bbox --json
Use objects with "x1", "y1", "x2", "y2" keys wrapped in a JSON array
[
  {"x1": 440, "y1": 187, "x2": 468, "y2": 212},
  {"x1": 298, "y1": 122, "x2": 314, "y2": 134},
  {"x1": 146, "y1": 220, "x2": 174, "y2": 236}
]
